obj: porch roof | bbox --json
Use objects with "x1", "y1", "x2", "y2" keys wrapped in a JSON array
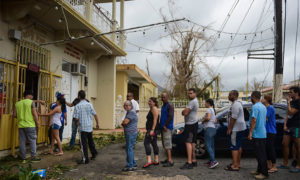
[{"x1": 116, "y1": 64, "x2": 157, "y2": 86}]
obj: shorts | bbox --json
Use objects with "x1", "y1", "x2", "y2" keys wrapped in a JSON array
[
  {"x1": 52, "y1": 123, "x2": 61, "y2": 130},
  {"x1": 284, "y1": 127, "x2": 300, "y2": 138},
  {"x1": 162, "y1": 129, "x2": 172, "y2": 149},
  {"x1": 229, "y1": 130, "x2": 245, "y2": 150},
  {"x1": 184, "y1": 122, "x2": 198, "y2": 143}
]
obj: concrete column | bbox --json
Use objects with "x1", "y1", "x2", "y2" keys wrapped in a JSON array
[
  {"x1": 116, "y1": 71, "x2": 128, "y2": 102},
  {"x1": 120, "y1": 0, "x2": 125, "y2": 49},
  {"x1": 96, "y1": 56, "x2": 116, "y2": 129},
  {"x1": 85, "y1": 0, "x2": 94, "y2": 23},
  {"x1": 112, "y1": 0, "x2": 117, "y2": 42}
]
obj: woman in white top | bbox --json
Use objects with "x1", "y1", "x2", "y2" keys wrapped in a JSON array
[
  {"x1": 40, "y1": 97, "x2": 66, "y2": 156},
  {"x1": 201, "y1": 98, "x2": 219, "y2": 169}
]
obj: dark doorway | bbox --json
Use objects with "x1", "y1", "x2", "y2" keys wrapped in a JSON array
[
  {"x1": 25, "y1": 70, "x2": 39, "y2": 100},
  {"x1": 128, "y1": 83, "x2": 139, "y2": 101}
]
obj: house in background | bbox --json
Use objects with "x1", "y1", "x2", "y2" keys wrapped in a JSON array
[
  {"x1": 116, "y1": 64, "x2": 158, "y2": 108},
  {"x1": 0, "y1": 0, "x2": 128, "y2": 156}
]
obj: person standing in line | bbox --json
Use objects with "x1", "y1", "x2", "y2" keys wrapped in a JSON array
[
  {"x1": 248, "y1": 91, "x2": 268, "y2": 179},
  {"x1": 48, "y1": 92, "x2": 67, "y2": 150},
  {"x1": 201, "y1": 99, "x2": 219, "y2": 169},
  {"x1": 277, "y1": 86, "x2": 300, "y2": 173},
  {"x1": 13, "y1": 90, "x2": 41, "y2": 163},
  {"x1": 73, "y1": 90, "x2": 100, "y2": 164},
  {"x1": 261, "y1": 95, "x2": 278, "y2": 173},
  {"x1": 143, "y1": 97, "x2": 160, "y2": 168},
  {"x1": 180, "y1": 88, "x2": 199, "y2": 170},
  {"x1": 160, "y1": 93, "x2": 175, "y2": 167},
  {"x1": 121, "y1": 100, "x2": 138, "y2": 172},
  {"x1": 66, "y1": 98, "x2": 82, "y2": 149},
  {"x1": 225, "y1": 90, "x2": 247, "y2": 171},
  {"x1": 122, "y1": 92, "x2": 140, "y2": 121},
  {"x1": 40, "y1": 97, "x2": 66, "y2": 156}
]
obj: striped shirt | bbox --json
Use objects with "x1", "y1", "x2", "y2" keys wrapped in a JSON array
[{"x1": 73, "y1": 100, "x2": 96, "y2": 132}]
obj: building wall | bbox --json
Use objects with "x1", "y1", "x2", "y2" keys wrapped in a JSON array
[
  {"x1": 96, "y1": 56, "x2": 116, "y2": 129},
  {"x1": 115, "y1": 71, "x2": 128, "y2": 102},
  {"x1": 139, "y1": 83, "x2": 158, "y2": 108}
]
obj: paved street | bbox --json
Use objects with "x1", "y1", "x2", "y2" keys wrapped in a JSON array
[{"x1": 63, "y1": 141, "x2": 299, "y2": 180}]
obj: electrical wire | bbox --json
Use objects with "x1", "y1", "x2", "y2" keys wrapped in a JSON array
[
  {"x1": 60, "y1": 4, "x2": 72, "y2": 39},
  {"x1": 214, "y1": 0, "x2": 255, "y2": 73}
]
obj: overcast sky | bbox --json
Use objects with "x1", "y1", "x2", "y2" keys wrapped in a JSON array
[{"x1": 101, "y1": 0, "x2": 299, "y2": 91}]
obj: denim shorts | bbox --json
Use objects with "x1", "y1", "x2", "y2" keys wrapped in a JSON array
[
  {"x1": 52, "y1": 123, "x2": 61, "y2": 130},
  {"x1": 229, "y1": 130, "x2": 245, "y2": 150}
]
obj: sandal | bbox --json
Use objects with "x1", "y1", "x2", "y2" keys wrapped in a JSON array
[
  {"x1": 227, "y1": 163, "x2": 241, "y2": 169},
  {"x1": 224, "y1": 166, "x2": 239, "y2": 171},
  {"x1": 277, "y1": 164, "x2": 289, "y2": 169},
  {"x1": 55, "y1": 153, "x2": 64, "y2": 156},
  {"x1": 268, "y1": 169, "x2": 278, "y2": 173},
  {"x1": 143, "y1": 162, "x2": 153, "y2": 168}
]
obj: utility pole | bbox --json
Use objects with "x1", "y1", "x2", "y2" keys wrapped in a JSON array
[{"x1": 273, "y1": 0, "x2": 284, "y2": 103}]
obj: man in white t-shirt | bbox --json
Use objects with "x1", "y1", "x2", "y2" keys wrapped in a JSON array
[
  {"x1": 225, "y1": 90, "x2": 247, "y2": 171},
  {"x1": 122, "y1": 93, "x2": 140, "y2": 121}
]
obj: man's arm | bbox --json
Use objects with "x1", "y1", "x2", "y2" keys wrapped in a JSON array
[
  {"x1": 287, "y1": 100, "x2": 299, "y2": 116},
  {"x1": 163, "y1": 104, "x2": 174, "y2": 130},
  {"x1": 248, "y1": 117, "x2": 256, "y2": 140},
  {"x1": 13, "y1": 108, "x2": 17, "y2": 118},
  {"x1": 94, "y1": 114, "x2": 100, "y2": 129},
  {"x1": 134, "y1": 101, "x2": 140, "y2": 113},
  {"x1": 31, "y1": 103, "x2": 40, "y2": 131},
  {"x1": 33, "y1": 100, "x2": 45, "y2": 105},
  {"x1": 284, "y1": 115, "x2": 289, "y2": 131},
  {"x1": 182, "y1": 108, "x2": 191, "y2": 116},
  {"x1": 227, "y1": 118, "x2": 236, "y2": 135},
  {"x1": 66, "y1": 102, "x2": 74, "y2": 107}
]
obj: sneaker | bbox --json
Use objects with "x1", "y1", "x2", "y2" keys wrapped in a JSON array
[
  {"x1": 254, "y1": 174, "x2": 268, "y2": 179},
  {"x1": 163, "y1": 161, "x2": 174, "y2": 167},
  {"x1": 208, "y1": 161, "x2": 219, "y2": 169},
  {"x1": 91, "y1": 152, "x2": 98, "y2": 160},
  {"x1": 31, "y1": 157, "x2": 41, "y2": 163},
  {"x1": 292, "y1": 160, "x2": 297, "y2": 167},
  {"x1": 132, "y1": 165, "x2": 138, "y2": 170},
  {"x1": 122, "y1": 167, "x2": 134, "y2": 172},
  {"x1": 77, "y1": 160, "x2": 89, "y2": 164},
  {"x1": 250, "y1": 171, "x2": 260, "y2": 175},
  {"x1": 192, "y1": 161, "x2": 197, "y2": 167},
  {"x1": 180, "y1": 162, "x2": 193, "y2": 169},
  {"x1": 289, "y1": 168, "x2": 300, "y2": 173}
]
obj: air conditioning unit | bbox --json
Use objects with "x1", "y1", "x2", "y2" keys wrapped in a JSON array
[{"x1": 71, "y1": 63, "x2": 86, "y2": 76}]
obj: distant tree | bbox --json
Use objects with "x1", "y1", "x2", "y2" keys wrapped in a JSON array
[
  {"x1": 251, "y1": 77, "x2": 263, "y2": 91},
  {"x1": 161, "y1": 0, "x2": 213, "y2": 98}
]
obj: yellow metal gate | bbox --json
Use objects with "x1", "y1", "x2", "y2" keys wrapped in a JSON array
[{"x1": 0, "y1": 40, "x2": 61, "y2": 155}]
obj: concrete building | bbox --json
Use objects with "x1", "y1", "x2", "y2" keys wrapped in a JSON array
[
  {"x1": 0, "y1": 0, "x2": 128, "y2": 155},
  {"x1": 116, "y1": 64, "x2": 158, "y2": 108}
]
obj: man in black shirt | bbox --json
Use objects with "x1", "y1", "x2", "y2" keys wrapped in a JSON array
[
  {"x1": 67, "y1": 98, "x2": 81, "y2": 148},
  {"x1": 279, "y1": 86, "x2": 300, "y2": 173}
]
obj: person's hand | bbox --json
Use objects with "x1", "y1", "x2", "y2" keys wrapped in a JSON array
[
  {"x1": 284, "y1": 125, "x2": 288, "y2": 132},
  {"x1": 39, "y1": 101, "x2": 45, "y2": 105},
  {"x1": 287, "y1": 96, "x2": 291, "y2": 103},
  {"x1": 163, "y1": 126, "x2": 167, "y2": 132},
  {"x1": 65, "y1": 121, "x2": 67, "y2": 126},
  {"x1": 150, "y1": 130, "x2": 155, "y2": 136},
  {"x1": 76, "y1": 121, "x2": 80, "y2": 126},
  {"x1": 96, "y1": 124, "x2": 99, "y2": 130},
  {"x1": 36, "y1": 123, "x2": 40, "y2": 132},
  {"x1": 226, "y1": 129, "x2": 231, "y2": 135},
  {"x1": 248, "y1": 132, "x2": 252, "y2": 140}
]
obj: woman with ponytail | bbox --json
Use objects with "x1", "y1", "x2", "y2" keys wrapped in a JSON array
[
  {"x1": 201, "y1": 98, "x2": 218, "y2": 168},
  {"x1": 40, "y1": 97, "x2": 65, "y2": 156}
]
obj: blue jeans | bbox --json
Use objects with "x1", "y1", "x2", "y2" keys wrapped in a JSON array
[
  {"x1": 204, "y1": 127, "x2": 216, "y2": 162},
  {"x1": 69, "y1": 119, "x2": 78, "y2": 147},
  {"x1": 125, "y1": 133, "x2": 137, "y2": 168}
]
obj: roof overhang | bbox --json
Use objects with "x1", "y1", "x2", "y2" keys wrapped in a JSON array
[
  {"x1": 116, "y1": 64, "x2": 157, "y2": 86},
  {"x1": 1, "y1": 0, "x2": 126, "y2": 56}
]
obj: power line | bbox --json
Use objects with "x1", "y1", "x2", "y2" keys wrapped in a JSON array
[
  {"x1": 40, "y1": 18, "x2": 186, "y2": 46},
  {"x1": 214, "y1": 0, "x2": 255, "y2": 73}
]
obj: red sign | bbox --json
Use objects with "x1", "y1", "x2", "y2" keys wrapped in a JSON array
[{"x1": 28, "y1": 63, "x2": 40, "y2": 72}]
